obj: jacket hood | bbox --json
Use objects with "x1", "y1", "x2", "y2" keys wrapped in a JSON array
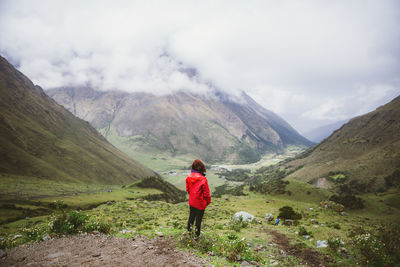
[{"x1": 187, "y1": 172, "x2": 204, "y2": 188}]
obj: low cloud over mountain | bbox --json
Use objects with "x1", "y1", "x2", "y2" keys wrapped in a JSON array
[{"x1": 1, "y1": 1, "x2": 399, "y2": 132}]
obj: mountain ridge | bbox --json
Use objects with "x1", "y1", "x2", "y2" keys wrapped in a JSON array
[
  {"x1": 48, "y1": 87, "x2": 312, "y2": 164},
  {"x1": 0, "y1": 56, "x2": 157, "y2": 184}
]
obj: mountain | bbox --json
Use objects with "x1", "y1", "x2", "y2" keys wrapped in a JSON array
[
  {"x1": 0, "y1": 56, "x2": 157, "y2": 184},
  {"x1": 302, "y1": 119, "x2": 348, "y2": 143},
  {"x1": 47, "y1": 87, "x2": 312, "y2": 164},
  {"x1": 285, "y1": 96, "x2": 400, "y2": 191}
]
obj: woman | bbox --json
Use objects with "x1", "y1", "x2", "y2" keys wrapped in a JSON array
[{"x1": 186, "y1": 159, "x2": 211, "y2": 238}]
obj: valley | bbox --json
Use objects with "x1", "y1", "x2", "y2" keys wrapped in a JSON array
[{"x1": 0, "y1": 55, "x2": 399, "y2": 266}]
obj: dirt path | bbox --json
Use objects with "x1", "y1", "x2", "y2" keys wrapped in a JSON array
[
  {"x1": 268, "y1": 229, "x2": 333, "y2": 267},
  {"x1": 0, "y1": 234, "x2": 208, "y2": 267}
]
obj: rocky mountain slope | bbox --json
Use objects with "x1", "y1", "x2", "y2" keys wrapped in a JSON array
[
  {"x1": 285, "y1": 95, "x2": 400, "y2": 191},
  {"x1": 0, "y1": 56, "x2": 156, "y2": 184},
  {"x1": 47, "y1": 87, "x2": 312, "y2": 164}
]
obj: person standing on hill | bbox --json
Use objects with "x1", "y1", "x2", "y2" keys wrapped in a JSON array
[{"x1": 186, "y1": 159, "x2": 211, "y2": 239}]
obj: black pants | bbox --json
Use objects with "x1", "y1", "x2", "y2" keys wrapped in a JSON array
[{"x1": 187, "y1": 206, "x2": 205, "y2": 237}]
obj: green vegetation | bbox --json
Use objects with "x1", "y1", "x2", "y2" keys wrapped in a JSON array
[
  {"x1": 0, "y1": 179, "x2": 399, "y2": 266},
  {"x1": 213, "y1": 184, "x2": 246, "y2": 198},
  {"x1": 216, "y1": 168, "x2": 251, "y2": 182},
  {"x1": 330, "y1": 194, "x2": 365, "y2": 209},
  {"x1": 249, "y1": 179, "x2": 289, "y2": 195},
  {"x1": 277, "y1": 206, "x2": 302, "y2": 220}
]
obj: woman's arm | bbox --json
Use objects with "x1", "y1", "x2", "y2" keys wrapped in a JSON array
[{"x1": 203, "y1": 180, "x2": 211, "y2": 205}]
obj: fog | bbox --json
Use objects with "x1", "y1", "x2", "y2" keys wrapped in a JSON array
[{"x1": 0, "y1": 0, "x2": 399, "y2": 132}]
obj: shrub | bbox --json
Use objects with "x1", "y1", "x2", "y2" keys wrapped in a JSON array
[
  {"x1": 50, "y1": 210, "x2": 89, "y2": 235},
  {"x1": 249, "y1": 179, "x2": 289, "y2": 195},
  {"x1": 298, "y1": 226, "x2": 311, "y2": 236},
  {"x1": 348, "y1": 224, "x2": 400, "y2": 266},
  {"x1": 179, "y1": 232, "x2": 262, "y2": 263},
  {"x1": 217, "y1": 169, "x2": 251, "y2": 182},
  {"x1": 327, "y1": 237, "x2": 342, "y2": 252},
  {"x1": 49, "y1": 202, "x2": 111, "y2": 235},
  {"x1": 22, "y1": 226, "x2": 46, "y2": 242},
  {"x1": 229, "y1": 217, "x2": 248, "y2": 232},
  {"x1": 278, "y1": 206, "x2": 302, "y2": 220},
  {"x1": 84, "y1": 216, "x2": 112, "y2": 234},
  {"x1": 330, "y1": 194, "x2": 364, "y2": 209},
  {"x1": 213, "y1": 184, "x2": 246, "y2": 198}
]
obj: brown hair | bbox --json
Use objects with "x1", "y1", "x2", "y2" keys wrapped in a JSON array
[{"x1": 191, "y1": 159, "x2": 206, "y2": 173}]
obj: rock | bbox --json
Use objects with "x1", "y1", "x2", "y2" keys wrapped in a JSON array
[
  {"x1": 340, "y1": 212, "x2": 347, "y2": 216},
  {"x1": 303, "y1": 235, "x2": 311, "y2": 239},
  {"x1": 280, "y1": 249, "x2": 287, "y2": 258},
  {"x1": 265, "y1": 213, "x2": 274, "y2": 222},
  {"x1": 233, "y1": 211, "x2": 254, "y2": 222},
  {"x1": 92, "y1": 253, "x2": 101, "y2": 257},
  {"x1": 309, "y1": 208, "x2": 314, "y2": 211},
  {"x1": 240, "y1": 260, "x2": 250, "y2": 266},
  {"x1": 0, "y1": 249, "x2": 7, "y2": 258},
  {"x1": 338, "y1": 247, "x2": 348, "y2": 257},
  {"x1": 249, "y1": 260, "x2": 261, "y2": 266},
  {"x1": 310, "y1": 219, "x2": 319, "y2": 224},
  {"x1": 42, "y1": 234, "x2": 51, "y2": 241},
  {"x1": 208, "y1": 251, "x2": 215, "y2": 256},
  {"x1": 316, "y1": 240, "x2": 328, "y2": 248},
  {"x1": 236, "y1": 254, "x2": 242, "y2": 261},
  {"x1": 270, "y1": 259, "x2": 275, "y2": 263}
]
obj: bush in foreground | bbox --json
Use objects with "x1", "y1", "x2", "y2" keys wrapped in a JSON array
[
  {"x1": 49, "y1": 200, "x2": 112, "y2": 235},
  {"x1": 179, "y1": 232, "x2": 263, "y2": 263}
]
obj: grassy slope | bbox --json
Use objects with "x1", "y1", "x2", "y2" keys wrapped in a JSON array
[
  {"x1": 1, "y1": 179, "x2": 399, "y2": 266},
  {"x1": 0, "y1": 56, "x2": 156, "y2": 185},
  {"x1": 285, "y1": 96, "x2": 400, "y2": 188}
]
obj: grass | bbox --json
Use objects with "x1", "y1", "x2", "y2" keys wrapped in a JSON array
[
  {"x1": 0, "y1": 180, "x2": 399, "y2": 265},
  {"x1": 0, "y1": 144, "x2": 399, "y2": 266}
]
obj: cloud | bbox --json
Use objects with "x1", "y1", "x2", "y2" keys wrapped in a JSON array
[{"x1": 0, "y1": 0, "x2": 399, "y2": 132}]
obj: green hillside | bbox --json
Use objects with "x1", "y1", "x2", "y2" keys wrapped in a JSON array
[
  {"x1": 0, "y1": 56, "x2": 156, "y2": 185},
  {"x1": 284, "y1": 96, "x2": 400, "y2": 192}
]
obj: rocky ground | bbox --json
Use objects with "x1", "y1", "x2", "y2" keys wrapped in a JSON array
[{"x1": 0, "y1": 233, "x2": 208, "y2": 267}]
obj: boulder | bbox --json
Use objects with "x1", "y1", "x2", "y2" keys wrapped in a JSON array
[
  {"x1": 233, "y1": 211, "x2": 254, "y2": 222},
  {"x1": 265, "y1": 213, "x2": 274, "y2": 222},
  {"x1": 316, "y1": 240, "x2": 328, "y2": 248}
]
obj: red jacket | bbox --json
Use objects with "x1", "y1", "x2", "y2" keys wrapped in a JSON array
[{"x1": 186, "y1": 171, "x2": 211, "y2": 210}]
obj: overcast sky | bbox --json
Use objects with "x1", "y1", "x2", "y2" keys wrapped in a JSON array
[{"x1": 0, "y1": 0, "x2": 399, "y2": 133}]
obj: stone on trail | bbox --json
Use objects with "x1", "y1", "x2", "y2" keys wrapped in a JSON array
[
  {"x1": 233, "y1": 211, "x2": 254, "y2": 222},
  {"x1": 0, "y1": 249, "x2": 7, "y2": 258}
]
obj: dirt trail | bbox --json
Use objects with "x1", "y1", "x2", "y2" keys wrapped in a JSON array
[
  {"x1": 0, "y1": 234, "x2": 208, "y2": 267},
  {"x1": 268, "y1": 229, "x2": 333, "y2": 267}
]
